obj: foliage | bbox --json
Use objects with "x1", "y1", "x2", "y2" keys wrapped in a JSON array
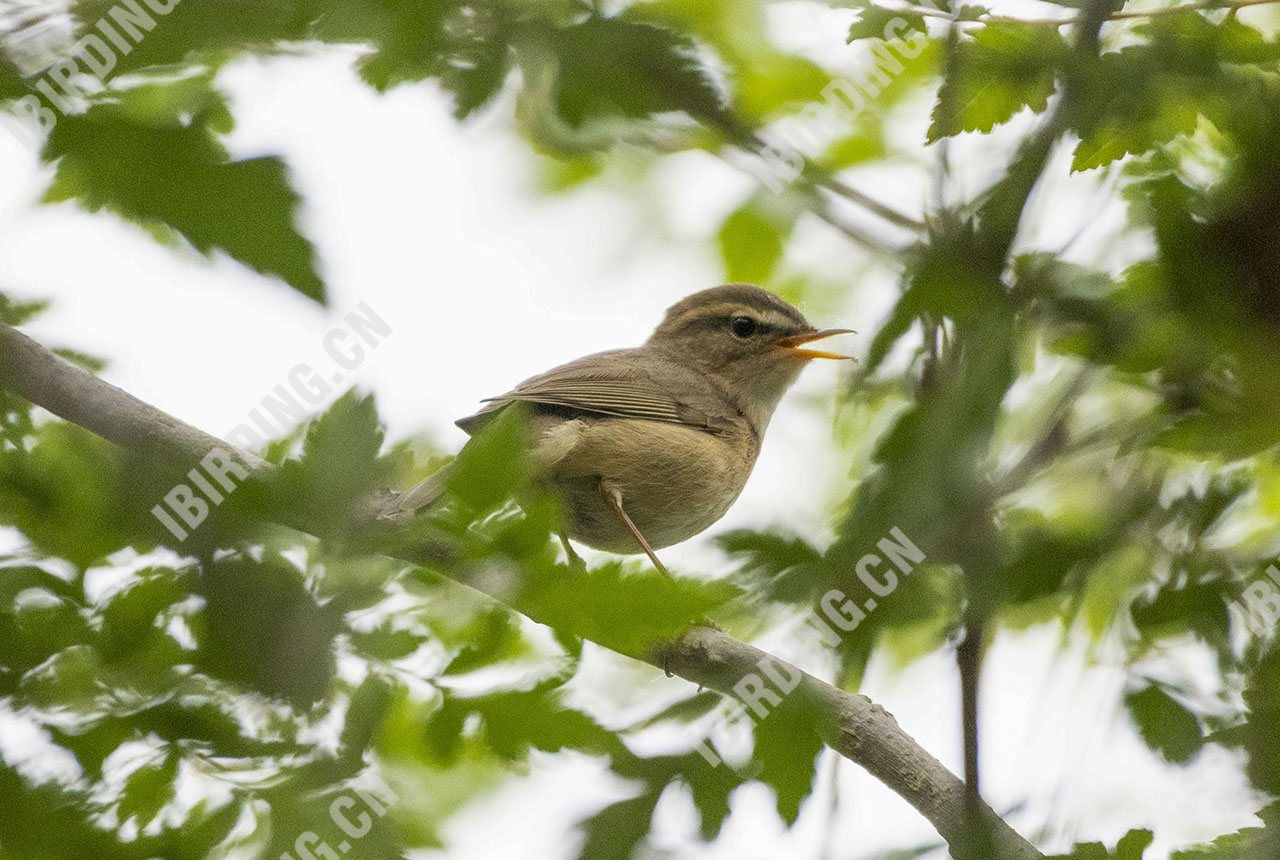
[{"x1": 4, "y1": 0, "x2": 1280, "y2": 856}]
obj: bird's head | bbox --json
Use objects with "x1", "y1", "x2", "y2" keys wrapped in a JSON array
[{"x1": 645, "y1": 284, "x2": 852, "y2": 429}]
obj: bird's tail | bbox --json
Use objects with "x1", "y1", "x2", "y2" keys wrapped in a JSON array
[{"x1": 376, "y1": 463, "x2": 453, "y2": 522}]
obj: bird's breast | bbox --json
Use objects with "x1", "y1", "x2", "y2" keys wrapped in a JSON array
[{"x1": 530, "y1": 414, "x2": 759, "y2": 553}]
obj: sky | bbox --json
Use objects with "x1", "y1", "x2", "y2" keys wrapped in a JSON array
[{"x1": 0, "y1": 24, "x2": 1267, "y2": 860}]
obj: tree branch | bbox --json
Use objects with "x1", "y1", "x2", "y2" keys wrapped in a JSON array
[{"x1": 0, "y1": 321, "x2": 1042, "y2": 860}]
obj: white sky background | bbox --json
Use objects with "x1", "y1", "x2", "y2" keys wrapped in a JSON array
[{"x1": 0, "y1": 5, "x2": 1268, "y2": 857}]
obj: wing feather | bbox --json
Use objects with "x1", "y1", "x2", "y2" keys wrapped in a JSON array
[{"x1": 456, "y1": 350, "x2": 727, "y2": 434}]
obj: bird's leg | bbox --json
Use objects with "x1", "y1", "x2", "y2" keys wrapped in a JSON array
[
  {"x1": 559, "y1": 533, "x2": 587, "y2": 571},
  {"x1": 598, "y1": 479, "x2": 670, "y2": 578}
]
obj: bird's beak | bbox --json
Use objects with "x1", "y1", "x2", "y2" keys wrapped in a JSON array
[{"x1": 775, "y1": 328, "x2": 855, "y2": 361}]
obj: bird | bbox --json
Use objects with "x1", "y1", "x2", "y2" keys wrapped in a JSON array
[{"x1": 382, "y1": 284, "x2": 852, "y2": 574}]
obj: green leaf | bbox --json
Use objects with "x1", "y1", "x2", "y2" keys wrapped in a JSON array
[
  {"x1": 339, "y1": 675, "x2": 393, "y2": 765},
  {"x1": 445, "y1": 405, "x2": 534, "y2": 511},
  {"x1": 1125, "y1": 683, "x2": 1203, "y2": 764},
  {"x1": 1056, "y1": 843, "x2": 1112, "y2": 860},
  {"x1": 751, "y1": 697, "x2": 823, "y2": 824},
  {"x1": 118, "y1": 752, "x2": 178, "y2": 827},
  {"x1": 353, "y1": 625, "x2": 422, "y2": 662},
  {"x1": 848, "y1": 8, "x2": 927, "y2": 43},
  {"x1": 1117, "y1": 829, "x2": 1155, "y2": 860},
  {"x1": 121, "y1": 698, "x2": 292, "y2": 759},
  {"x1": 1064, "y1": 13, "x2": 1280, "y2": 171},
  {"x1": 1130, "y1": 574, "x2": 1232, "y2": 647},
  {"x1": 69, "y1": 1, "x2": 311, "y2": 77},
  {"x1": 520, "y1": 561, "x2": 738, "y2": 658},
  {"x1": 1242, "y1": 648, "x2": 1280, "y2": 793},
  {"x1": 627, "y1": 690, "x2": 723, "y2": 730},
  {"x1": 100, "y1": 567, "x2": 194, "y2": 659},
  {"x1": 450, "y1": 36, "x2": 512, "y2": 120},
  {"x1": 0, "y1": 586, "x2": 92, "y2": 690},
  {"x1": 1172, "y1": 801, "x2": 1280, "y2": 858},
  {"x1": 52, "y1": 348, "x2": 108, "y2": 373},
  {"x1": 717, "y1": 529, "x2": 821, "y2": 586},
  {"x1": 18, "y1": 644, "x2": 105, "y2": 719},
  {"x1": 275, "y1": 391, "x2": 395, "y2": 530},
  {"x1": 575, "y1": 792, "x2": 661, "y2": 860},
  {"x1": 347, "y1": 0, "x2": 451, "y2": 91},
  {"x1": 0, "y1": 423, "x2": 158, "y2": 567},
  {"x1": 196, "y1": 554, "x2": 340, "y2": 706},
  {"x1": 42, "y1": 82, "x2": 324, "y2": 303},
  {"x1": 260, "y1": 779, "x2": 407, "y2": 860},
  {"x1": 549, "y1": 17, "x2": 728, "y2": 128},
  {"x1": 1050, "y1": 829, "x2": 1156, "y2": 860},
  {"x1": 0, "y1": 296, "x2": 49, "y2": 326},
  {"x1": 440, "y1": 608, "x2": 525, "y2": 675},
  {"x1": 1069, "y1": 46, "x2": 1201, "y2": 171},
  {"x1": 928, "y1": 23, "x2": 1067, "y2": 141},
  {"x1": 717, "y1": 199, "x2": 792, "y2": 284},
  {"x1": 428, "y1": 686, "x2": 621, "y2": 765}
]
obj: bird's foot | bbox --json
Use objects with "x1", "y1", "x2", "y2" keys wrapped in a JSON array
[
  {"x1": 559, "y1": 534, "x2": 588, "y2": 572},
  {"x1": 599, "y1": 478, "x2": 672, "y2": 578}
]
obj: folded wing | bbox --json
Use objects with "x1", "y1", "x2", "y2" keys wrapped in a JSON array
[{"x1": 455, "y1": 349, "x2": 731, "y2": 435}]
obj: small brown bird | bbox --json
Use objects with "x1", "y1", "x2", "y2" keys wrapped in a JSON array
[{"x1": 387, "y1": 284, "x2": 851, "y2": 573}]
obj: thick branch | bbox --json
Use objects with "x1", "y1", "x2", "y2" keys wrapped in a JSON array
[
  {"x1": 661, "y1": 628, "x2": 1035, "y2": 857},
  {"x1": 0, "y1": 321, "x2": 1042, "y2": 860},
  {"x1": 0, "y1": 326, "x2": 266, "y2": 473}
]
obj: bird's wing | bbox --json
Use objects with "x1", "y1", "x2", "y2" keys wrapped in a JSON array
[{"x1": 455, "y1": 350, "x2": 734, "y2": 435}]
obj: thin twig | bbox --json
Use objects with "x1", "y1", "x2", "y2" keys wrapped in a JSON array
[
  {"x1": 808, "y1": 169, "x2": 927, "y2": 233},
  {"x1": 812, "y1": 195, "x2": 913, "y2": 258}
]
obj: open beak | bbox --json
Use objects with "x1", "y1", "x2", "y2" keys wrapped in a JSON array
[{"x1": 775, "y1": 328, "x2": 855, "y2": 361}]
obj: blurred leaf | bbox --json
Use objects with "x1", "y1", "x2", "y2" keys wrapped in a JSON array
[
  {"x1": 575, "y1": 792, "x2": 661, "y2": 860},
  {"x1": 1052, "y1": 829, "x2": 1156, "y2": 859},
  {"x1": 1070, "y1": 14, "x2": 1280, "y2": 171},
  {"x1": 717, "y1": 198, "x2": 790, "y2": 284},
  {"x1": 848, "y1": 8, "x2": 927, "y2": 43},
  {"x1": 441, "y1": 608, "x2": 525, "y2": 675},
  {"x1": 1130, "y1": 571, "x2": 1232, "y2": 648},
  {"x1": 118, "y1": 751, "x2": 178, "y2": 828},
  {"x1": 1125, "y1": 683, "x2": 1203, "y2": 764},
  {"x1": 751, "y1": 697, "x2": 823, "y2": 824},
  {"x1": 1172, "y1": 801, "x2": 1280, "y2": 858},
  {"x1": 0, "y1": 424, "x2": 154, "y2": 567},
  {"x1": 339, "y1": 675, "x2": 393, "y2": 766},
  {"x1": 353, "y1": 624, "x2": 422, "y2": 662},
  {"x1": 995, "y1": 509, "x2": 1108, "y2": 607},
  {"x1": 628, "y1": 690, "x2": 723, "y2": 730},
  {"x1": 0, "y1": 296, "x2": 49, "y2": 326},
  {"x1": 719, "y1": 529, "x2": 822, "y2": 594},
  {"x1": 1242, "y1": 647, "x2": 1280, "y2": 793},
  {"x1": 42, "y1": 82, "x2": 324, "y2": 302},
  {"x1": 196, "y1": 554, "x2": 340, "y2": 707},
  {"x1": 445, "y1": 405, "x2": 533, "y2": 511},
  {"x1": 428, "y1": 684, "x2": 619, "y2": 765},
  {"x1": 1117, "y1": 829, "x2": 1155, "y2": 860},
  {"x1": 548, "y1": 17, "x2": 728, "y2": 128},
  {"x1": 100, "y1": 567, "x2": 194, "y2": 659}
]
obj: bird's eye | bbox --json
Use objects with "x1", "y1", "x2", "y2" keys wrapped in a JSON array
[{"x1": 730, "y1": 316, "x2": 758, "y2": 338}]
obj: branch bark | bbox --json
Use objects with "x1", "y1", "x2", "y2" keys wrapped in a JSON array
[{"x1": 0, "y1": 321, "x2": 1042, "y2": 860}]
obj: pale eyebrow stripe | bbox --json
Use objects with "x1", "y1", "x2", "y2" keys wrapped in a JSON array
[{"x1": 670, "y1": 304, "x2": 804, "y2": 329}]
